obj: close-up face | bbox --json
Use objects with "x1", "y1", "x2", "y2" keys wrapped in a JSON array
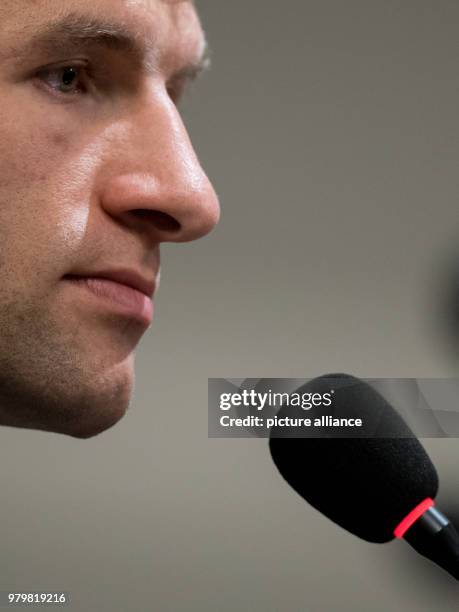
[{"x1": 0, "y1": 0, "x2": 220, "y2": 438}]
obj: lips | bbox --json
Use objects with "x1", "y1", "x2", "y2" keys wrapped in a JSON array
[
  {"x1": 64, "y1": 269, "x2": 156, "y2": 298},
  {"x1": 63, "y1": 269, "x2": 156, "y2": 326}
]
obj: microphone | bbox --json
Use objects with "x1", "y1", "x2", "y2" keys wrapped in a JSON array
[{"x1": 269, "y1": 374, "x2": 459, "y2": 581}]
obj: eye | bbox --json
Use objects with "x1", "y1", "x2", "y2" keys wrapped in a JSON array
[{"x1": 37, "y1": 64, "x2": 90, "y2": 96}]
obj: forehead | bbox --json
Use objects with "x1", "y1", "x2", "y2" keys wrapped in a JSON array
[{"x1": 2, "y1": 0, "x2": 204, "y2": 73}]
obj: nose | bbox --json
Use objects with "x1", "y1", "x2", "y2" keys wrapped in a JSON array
[{"x1": 99, "y1": 89, "x2": 220, "y2": 243}]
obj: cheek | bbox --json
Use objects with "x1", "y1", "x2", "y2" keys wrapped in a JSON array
[
  {"x1": 0, "y1": 120, "x2": 98, "y2": 280},
  {"x1": 0, "y1": 95, "x2": 72, "y2": 179}
]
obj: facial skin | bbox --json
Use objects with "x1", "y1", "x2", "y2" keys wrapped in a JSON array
[{"x1": 0, "y1": 0, "x2": 220, "y2": 438}]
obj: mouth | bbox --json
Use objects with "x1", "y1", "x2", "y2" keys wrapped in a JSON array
[{"x1": 63, "y1": 274, "x2": 154, "y2": 327}]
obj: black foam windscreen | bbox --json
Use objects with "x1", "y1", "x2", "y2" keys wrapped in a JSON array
[{"x1": 269, "y1": 374, "x2": 439, "y2": 543}]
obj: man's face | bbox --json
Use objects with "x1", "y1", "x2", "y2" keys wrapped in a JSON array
[{"x1": 0, "y1": 0, "x2": 219, "y2": 438}]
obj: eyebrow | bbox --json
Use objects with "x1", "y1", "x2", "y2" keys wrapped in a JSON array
[{"x1": 19, "y1": 11, "x2": 210, "y2": 81}]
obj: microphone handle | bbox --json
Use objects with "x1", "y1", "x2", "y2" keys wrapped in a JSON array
[{"x1": 404, "y1": 507, "x2": 459, "y2": 581}]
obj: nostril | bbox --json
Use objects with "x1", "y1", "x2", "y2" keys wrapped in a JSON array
[{"x1": 132, "y1": 209, "x2": 181, "y2": 233}]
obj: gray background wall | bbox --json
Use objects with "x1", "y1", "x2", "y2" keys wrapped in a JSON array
[{"x1": 2, "y1": 1, "x2": 459, "y2": 610}]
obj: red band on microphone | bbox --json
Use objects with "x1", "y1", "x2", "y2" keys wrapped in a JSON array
[{"x1": 393, "y1": 498, "x2": 435, "y2": 539}]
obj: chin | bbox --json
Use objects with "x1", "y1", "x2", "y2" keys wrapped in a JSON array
[
  {"x1": 66, "y1": 411, "x2": 127, "y2": 439},
  {"x1": 51, "y1": 398, "x2": 130, "y2": 438},
  {"x1": 0, "y1": 349, "x2": 135, "y2": 438},
  {"x1": 1, "y1": 404, "x2": 128, "y2": 438},
  {"x1": 23, "y1": 381, "x2": 132, "y2": 439},
  {"x1": 65, "y1": 388, "x2": 132, "y2": 438},
  {"x1": 53, "y1": 359, "x2": 134, "y2": 438}
]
